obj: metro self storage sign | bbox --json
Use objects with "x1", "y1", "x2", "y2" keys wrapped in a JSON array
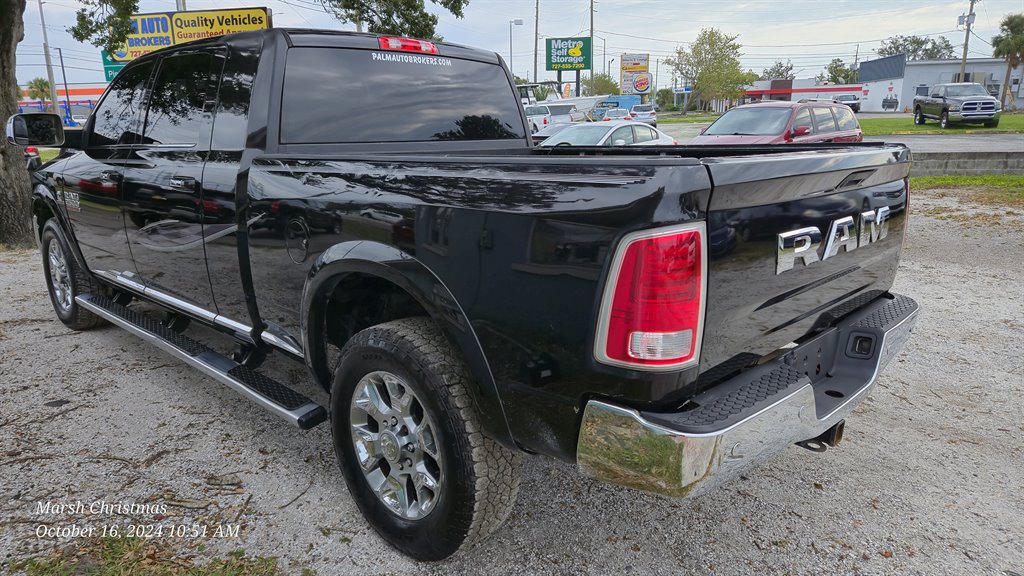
[
  {"x1": 111, "y1": 7, "x2": 271, "y2": 62},
  {"x1": 545, "y1": 37, "x2": 592, "y2": 71}
]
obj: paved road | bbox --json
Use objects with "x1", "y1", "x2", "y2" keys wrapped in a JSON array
[{"x1": 864, "y1": 133, "x2": 1024, "y2": 153}]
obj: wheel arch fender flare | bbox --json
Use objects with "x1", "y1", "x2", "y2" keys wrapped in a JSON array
[
  {"x1": 32, "y1": 181, "x2": 89, "y2": 273},
  {"x1": 300, "y1": 240, "x2": 515, "y2": 447}
]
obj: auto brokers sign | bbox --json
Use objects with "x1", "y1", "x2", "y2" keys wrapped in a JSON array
[
  {"x1": 546, "y1": 37, "x2": 592, "y2": 71},
  {"x1": 110, "y1": 7, "x2": 271, "y2": 62}
]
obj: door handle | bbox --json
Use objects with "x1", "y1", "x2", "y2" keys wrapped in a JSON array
[
  {"x1": 169, "y1": 176, "x2": 197, "y2": 190},
  {"x1": 99, "y1": 170, "x2": 121, "y2": 182}
]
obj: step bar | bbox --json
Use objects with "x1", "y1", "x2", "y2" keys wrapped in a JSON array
[{"x1": 76, "y1": 294, "x2": 327, "y2": 430}]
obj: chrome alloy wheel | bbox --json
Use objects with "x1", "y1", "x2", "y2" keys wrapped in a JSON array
[
  {"x1": 350, "y1": 371, "x2": 443, "y2": 520},
  {"x1": 47, "y1": 240, "x2": 72, "y2": 312}
]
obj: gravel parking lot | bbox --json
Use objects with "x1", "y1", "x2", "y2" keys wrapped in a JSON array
[{"x1": 1, "y1": 188, "x2": 1022, "y2": 575}]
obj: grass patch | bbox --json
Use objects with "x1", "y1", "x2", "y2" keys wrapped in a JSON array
[
  {"x1": 859, "y1": 113, "x2": 1024, "y2": 136},
  {"x1": 911, "y1": 175, "x2": 1024, "y2": 208},
  {"x1": 39, "y1": 148, "x2": 59, "y2": 163},
  {"x1": 10, "y1": 537, "x2": 285, "y2": 576}
]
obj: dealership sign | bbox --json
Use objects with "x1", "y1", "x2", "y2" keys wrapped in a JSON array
[
  {"x1": 110, "y1": 7, "x2": 271, "y2": 62},
  {"x1": 620, "y1": 53, "x2": 649, "y2": 73},
  {"x1": 546, "y1": 37, "x2": 592, "y2": 71}
]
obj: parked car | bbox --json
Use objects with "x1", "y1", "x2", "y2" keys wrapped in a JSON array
[
  {"x1": 601, "y1": 108, "x2": 632, "y2": 121},
  {"x1": 689, "y1": 101, "x2": 862, "y2": 144},
  {"x1": 835, "y1": 94, "x2": 861, "y2": 112},
  {"x1": 913, "y1": 82, "x2": 1001, "y2": 128},
  {"x1": 538, "y1": 120, "x2": 677, "y2": 146},
  {"x1": 530, "y1": 122, "x2": 574, "y2": 145},
  {"x1": 630, "y1": 103, "x2": 657, "y2": 126},
  {"x1": 24, "y1": 144, "x2": 41, "y2": 170},
  {"x1": 524, "y1": 105, "x2": 551, "y2": 132},
  {"x1": 7, "y1": 28, "x2": 916, "y2": 562}
]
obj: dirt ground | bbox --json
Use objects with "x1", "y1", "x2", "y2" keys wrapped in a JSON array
[{"x1": 1, "y1": 188, "x2": 1022, "y2": 575}]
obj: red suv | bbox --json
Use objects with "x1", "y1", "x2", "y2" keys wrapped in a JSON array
[{"x1": 689, "y1": 100, "x2": 863, "y2": 145}]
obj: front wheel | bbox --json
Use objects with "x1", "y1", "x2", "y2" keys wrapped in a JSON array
[
  {"x1": 40, "y1": 221, "x2": 106, "y2": 330},
  {"x1": 331, "y1": 317, "x2": 521, "y2": 561},
  {"x1": 939, "y1": 111, "x2": 950, "y2": 129},
  {"x1": 914, "y1": 108, "x2": 926, "y2": 125},
  {"x1": 985, "y1": 119, "x2": 1000, "y2": 128}
]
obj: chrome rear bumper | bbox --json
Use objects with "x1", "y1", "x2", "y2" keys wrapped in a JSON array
[{"x1": 577, "y1": 294, "x2": 919, "y2": 497}]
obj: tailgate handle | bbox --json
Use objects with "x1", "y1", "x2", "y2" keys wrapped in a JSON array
[{"x1": 837, "y1": 170, "x2": 876, "y2": 189}]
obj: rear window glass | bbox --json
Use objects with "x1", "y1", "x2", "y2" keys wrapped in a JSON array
[
  {"x1": 525, "y1": 106, "x2": 549, "y2": 116},
  {"x1": 632, "y1": 105, "x2": 654, "y2": 112},
  {"x1": 281, "y1": 47, "x2": 526, "y2": 143}
]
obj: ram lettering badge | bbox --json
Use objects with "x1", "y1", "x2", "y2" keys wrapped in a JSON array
[{"x1": 776, "y1": 207, "x2": 890, "y2": 275}]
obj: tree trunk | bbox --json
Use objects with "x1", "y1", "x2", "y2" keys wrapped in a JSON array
[
  {"x1": 1001, "y1": 60, "x2": 1012, "y2": 111},
  {"x1": 0, "y1": 0, "x2": 34, "y2": 247}
]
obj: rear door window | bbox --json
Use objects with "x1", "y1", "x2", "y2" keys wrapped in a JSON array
[
  {"x1": 812, "y1": 107, "x2": 837, "y2": 133},
  {"x1": 281, "y1": 47, "x2": 526, "y2": 143},
  {"x1": 634, "y1": 125, "x2": 656, "y2": 142},
  {"x1": 90, "y1": 62, "x2": 154, "y2": 146},
  {"x1": 834, "y1": 106, "x2": 859, "y2": 131}
]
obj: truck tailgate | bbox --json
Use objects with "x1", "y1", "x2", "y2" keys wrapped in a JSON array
[{"x1": 699, "y1": 145, "x2": 910, "y2": 372}]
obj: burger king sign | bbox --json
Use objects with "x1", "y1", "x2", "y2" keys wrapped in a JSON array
[{"x1": 623, "y1": 72, "x2": 653, "y2": 95}]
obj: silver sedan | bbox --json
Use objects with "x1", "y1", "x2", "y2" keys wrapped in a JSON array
[{"x1": 537, "y1": 121, "x2": 678, "y2": 147}]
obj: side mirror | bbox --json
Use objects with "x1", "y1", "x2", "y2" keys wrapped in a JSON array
[
  {"x1": 699, "y1": 126, "x2": 709, "y2": 135},
  {"x1": 6, "y1": 113, "x2": 65, "y2": 147},
  {"x1": 792, "y1": 125, "x2": 812, "y2": 137},
  {"x1": 613, "y1": 139, "x2": 627, "y2": 146}
]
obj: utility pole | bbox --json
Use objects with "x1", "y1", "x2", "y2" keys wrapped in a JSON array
[
  {"x1": 655, "y1": 58, "x2": 660, "y2": 95},
  {"x1": 36, "y1": 0, "x2": 59, "y2": 114},
  {"x1": 959, "y1": 0, "x2": 978, "y2": 81},
  {"x1": 533, "y1": 0, "x2": 539, "y2": 82},
  {"x1": 56, "y1": 48, "x2": 72, "y2": 123},
  {"x1": 176, "y1": 0, "x2": 187, "y2": 11},
  {"x1": 589, "y1": 0, "x2": 594, "y2": 79}
]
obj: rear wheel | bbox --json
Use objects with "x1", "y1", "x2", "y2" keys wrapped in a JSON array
[
  {"x1": 914, "y1": 108, "x2": 926, "y2": 125},
  {"x1": 40, "y1": 221, "x2": 106, "y2": 330},
  {"x1": 939, "y1": 111, "x2": 950, "y2": 129},
  {"x1": 331, "y1": 317, "x2": 521, "y2": 561}
]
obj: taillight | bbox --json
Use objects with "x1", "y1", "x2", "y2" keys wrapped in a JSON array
[
  {"x1": 603, "y1": 117, "x2": 611, "y2": 121},
  {"x1": 24, "y1": 146, "x2": 38, "y2": 154},
  {"x1": 672, "y1": 139, "x2": 679, "y2": 145},
  {"x1": 543, "y1": 117, "x2": 548, "y2": 124},
  {"x1": 596, "y1": 223, "x2": 706, "y2": 370},
  {"x1": 378, "y1": 37, "x2": 439, "y2": 55}
]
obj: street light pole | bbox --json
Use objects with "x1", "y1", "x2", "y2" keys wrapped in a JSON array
[
  {"x1": 35, "y1": 0, "x2": 59, "y2": 114},
  {"x1": 509, "y1": 18, "x2": 523, "y2": 78}
]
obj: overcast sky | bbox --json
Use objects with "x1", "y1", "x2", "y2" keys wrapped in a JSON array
[{"x1": 16, "y1": 0, "x2": 1022, "y2": 90}]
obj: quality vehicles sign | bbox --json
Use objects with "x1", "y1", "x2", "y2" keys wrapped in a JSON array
[
  {"x1": 110, "y1": 7, "x2": 271, "y2": 62},
  {"x1": 546, "y1": 37, "x2": 592, "y2": 71}
]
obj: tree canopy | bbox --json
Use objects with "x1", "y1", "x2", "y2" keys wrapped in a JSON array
[
  {"x1": 992, "y1": 13, "x2": 1024, "y2": 108},
  {"x1": 26, "y1": 77, "x2": 51, "y2": 104},
  {"x1": 581, "y1": 73, "x2": 619, "y2": 96},
  {"x1": 317, "y1": 0, "x2": 469, "y2": 39},
  {"x1": 816, "y1": 58, "x2": 857, "y2": 85},
  {"x1": 664, "y1": 28, "x2": 756, "y2": 109},
  {"x1": 760, "y1": 59, "x2": 796, "y2": 81},
  {"x1": 876, "y1": 35, "x2": 955, "y2": 60}
]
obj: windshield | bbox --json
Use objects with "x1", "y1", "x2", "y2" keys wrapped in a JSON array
[
  {"x1": 525, "y1": 106, "x2": 549, "y2": 116},
  {"x1": 540, "y1": 125, "x2": 611, "y2": 146},
  {"x1": 704, "y1": 107, "x2": 793, "y2": 136},
  {"x1": 945, "y1": 84, "x2": 990, "y2": 97},
  {"x1": 632, "y1": 105, "x2": 654, "y2": 112}
]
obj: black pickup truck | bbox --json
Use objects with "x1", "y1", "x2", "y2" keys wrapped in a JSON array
[
  {"x1": 7, "y1": 29, "x2": 918, "y2": 561},
  {"x1": 913, "y1": 82, "x2": 1002, "y2": 128}
]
